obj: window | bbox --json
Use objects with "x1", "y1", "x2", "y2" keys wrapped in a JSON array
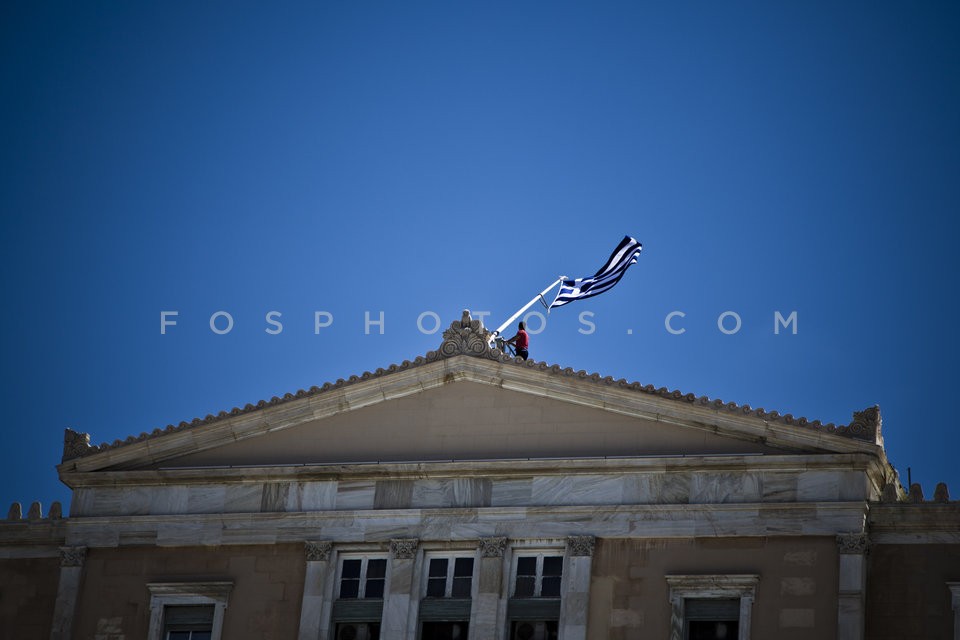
[
  {"x1": 339, "y1": 557, "x2": 387, "y2": 599},
  {"x1": 146, "y1": 582, "x2": 232, "y2": 640},
  {"x1": 513, "y1": 554, "x2": 563, "y2": 598},
  {"x1": 665, "y1": 575, "x2": 758, "y2": 640},
  {"x1": 420, "y1": 621, "x2": 468, "y2": 640},
  {"x1": 510, "y1": 620, "x2": 558, "y2": 640},
  {"x1": 685, "y1": 599, "x2": 739, "y2": 640},
  {"x1": 163, "y1": 605, "x2": 214, "y2": 640},
  {"x1": 419, "y1": 555, "x2": 474, "y2": 638},
  {"x1": 507, "y1": 552, "x2": 563, "y2": 639},
  {"x1": 334, "y1": 622, "x2": 380, "y2": 640},
  {"x1": 332, "y1": 555, "x2": 387, "y2": 637},
  {"x1": 425, "y1": 557, "x2": 474, "y2": 598}
]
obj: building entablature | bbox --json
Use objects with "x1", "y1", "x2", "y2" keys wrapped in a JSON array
[
  {"x1": 62, "y1": 452, "x2": 888, "y2": 519},
  {"x1": 57, "y1": 501, "x2": 871, "y2": 550}
]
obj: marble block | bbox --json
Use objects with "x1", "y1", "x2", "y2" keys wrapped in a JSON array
[
  {"x1": 491, "y1": 479, "x2": 532, "y2": 507},
  {"x1": 186, "y1": 485, "x2": 226, "y2": 514},
  {"x1": 223, "y1": 484, "x2": 263, "y2": 513},
  {"x1": 690, "y1": 472, "x2": 761, "y2": 504},
  {"x1": 286, "y1": 482, "x2": 337, "y2": 511},
  {"x1": 336, "y1": 481, "x2": 376, "y2": 510}
]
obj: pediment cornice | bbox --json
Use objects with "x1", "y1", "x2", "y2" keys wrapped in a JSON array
[{"x1": 59, "y1": 311, "x2": 883, "y2": 474}]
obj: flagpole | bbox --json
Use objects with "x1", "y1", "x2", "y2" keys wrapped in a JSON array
[{"x1": 491, "y1": 276, "x2": 566, "y2": 340}]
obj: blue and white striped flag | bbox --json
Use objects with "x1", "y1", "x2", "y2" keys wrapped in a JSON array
[{"x1": 549, "y1": 236, "x2": 642, "y2": 310}]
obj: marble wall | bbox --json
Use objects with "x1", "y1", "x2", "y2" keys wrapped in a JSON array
[{"x1": 70, "y1": 469, "x2": 869, "y2": 518}]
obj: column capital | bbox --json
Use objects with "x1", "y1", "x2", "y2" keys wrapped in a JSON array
[
  {"x1": 59, "y1": 546, "x2": 87, "y2": 567},
  {"x1": 305, "y1": 541, "x2": 333, "y2": 562},
  {"x1": 478, "y1": 537, "x2": 508, "y2": 558},
  {"x1": 566, "y1": 535, "x2": 596, "y2": 557},
  {"x1": 390, "y1": 538, "x2": 419, "y2": 559},
  {"x1": 836, "y1": 533, "x2": 869, "y2": 555}
]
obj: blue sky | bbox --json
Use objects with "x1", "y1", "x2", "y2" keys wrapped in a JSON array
[{"x1": 2, "y1": 1, "x2": 958, "y2": 514}]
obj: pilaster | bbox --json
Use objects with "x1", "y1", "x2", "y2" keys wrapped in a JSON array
[
  {"x1": 559, "y1": 536, "x2": 594, "y2": 640},
  {"x1": 49, "y1": 546, "x2": 86, "y2": 640},
  {"x1": 298, "y1": 541, "x2": 334, "y2": 640},
  {"x1": 382, "y1": 538, "x2": 419, "y2": 639},
  {"x1": 836, "y1": 533, "x2": 869, "y2": 640},
  {"x1": 471, "y1": 537, "x2": 508, "y2": 640}
]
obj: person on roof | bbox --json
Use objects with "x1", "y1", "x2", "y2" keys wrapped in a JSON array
[{"x1": 505, "y1": 321, "x2": 529, "y2": 361}]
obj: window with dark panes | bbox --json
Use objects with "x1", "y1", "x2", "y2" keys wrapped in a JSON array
[
  {"x1": 163, "y1": 605, "x2": 214, "y2": 640},
  {"x1": 513, "y1": 554, "x2": 563, "y2": 598},
  {"x1": 515, "y1": 556, "x2": 537, "y2": 597},
  {"x1": 419, "y1": 555, "x2": 474, "y2": 639},
  {"x1": 540, "y1": 556, "x2": 562, "y2": 597},
  {"x1": 339, "y1": 557, "x2": 387, "y2": 599},
  {"x1": 365, "y1": 558, "x2": 386, "y2": 598},
  {"x1": 451, "y1": 558, "x2": 473, "y2": 598},
  {"x1": 333, "y1": 557, "x2": 386, "y2": 640},
  {"x1": 424, "y1": 557, "x2": 474, "y2": 598},
  {"x1": 685, "y1": 598, "x2": 740, "y2": 640},
  {"x1": 334, "y1": 622, "x2": 380, "y2": 640},
  {"x1": 427, "y1": 558, "x2": 449, "y2": 597},
  {"x1": 509, "y1": 620, "x2": 558, "y2": 640},
  {"x1": 508, "y1": 553, "x2": 562, "y2": 640},
  {"x1": 420, "y1": 621, "x2": 469, "y2": 640}
]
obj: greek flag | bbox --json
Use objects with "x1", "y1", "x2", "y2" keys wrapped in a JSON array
[{"x1": 550, "y1": 236, "x2": 642, "y2": 309}]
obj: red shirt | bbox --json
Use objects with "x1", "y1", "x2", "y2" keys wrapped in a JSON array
[{"x1": 515, "y1": 329, "x2": 529, "y2": 350}]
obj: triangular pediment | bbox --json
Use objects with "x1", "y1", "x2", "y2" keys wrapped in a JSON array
[
  {"x1": 58, "y1": 312, "x2": 882, "y2": 477},
  {"x1": 143, "y1": 380, "x2": 790, "y2": 470}
]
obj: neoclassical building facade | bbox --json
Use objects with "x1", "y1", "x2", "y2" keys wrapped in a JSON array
[{"x1": 2, "y1": 312, "x2": 958, "y2": 640}]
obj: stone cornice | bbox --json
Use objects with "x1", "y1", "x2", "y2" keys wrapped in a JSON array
[
  {"x1": 57, "y1": 452, "x2": 887, "y2": 488},
  {"x1": 665, "y1": 573, "x2": 759, "y2": 597},
  {"x1": 146, "y1": 581, "x2": 233, "y2": 600},
  {"x1": 58, "y1": 501, "x2": 870, "y2": 549},
  {"x1": 63, "y1": 501, "x2": 868, "y2": 526},
  {"x1": 59, "y1": 311, "x2": 884, "y2": 473}
]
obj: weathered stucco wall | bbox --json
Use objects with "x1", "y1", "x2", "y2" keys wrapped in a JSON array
[
  {"x1": 588, "y1": 536, "x2": 839, "y2": 640},
  {"x1": 866, "y1": 543, "x2": 960, "y2": 640},
  {"x1": 73, "y1": 544, "x2": 305, "y2": 640},
  {"x1": 0, "y1": 556, "x2": 60, "y2": 639}
]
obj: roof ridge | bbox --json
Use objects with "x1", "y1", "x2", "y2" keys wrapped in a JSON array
[{"x1": 61, "y1": 310, "x2": 881, "y2": 462}]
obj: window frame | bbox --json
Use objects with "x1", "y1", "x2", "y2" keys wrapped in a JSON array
[
  {"x1": 665, "y1": 574, "x2": 758, "y2": 640},
  {"x1": 146, "y1": 582, "x2": 232, "y2": 640},
  {"x1": 336, "y1": 554, "x2": 389, "y2": 600},
  {"x1": 510, "y1": 552, "x2": 564, "y2": 599},
  {"x1": 164, "y1": 627, "x2": 212, "y2": 640},
  {"x1": 422, "y1": 553, "x2": 476, "y2": 599},
  {"x1": 949, "y1": 582, "x2": 960, "y2": 640}
]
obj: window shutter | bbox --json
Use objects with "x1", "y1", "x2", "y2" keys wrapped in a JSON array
[
  {"x1": 164, "y1": 605, "x2": 215, "y2": 628},
  {"x1": 685, "y1": 598, "x2": 740, "y2": 621}
]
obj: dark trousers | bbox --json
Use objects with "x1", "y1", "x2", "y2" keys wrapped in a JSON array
[{"x1": 517, "y1": 348, "x2": 529, "y2": 361}]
